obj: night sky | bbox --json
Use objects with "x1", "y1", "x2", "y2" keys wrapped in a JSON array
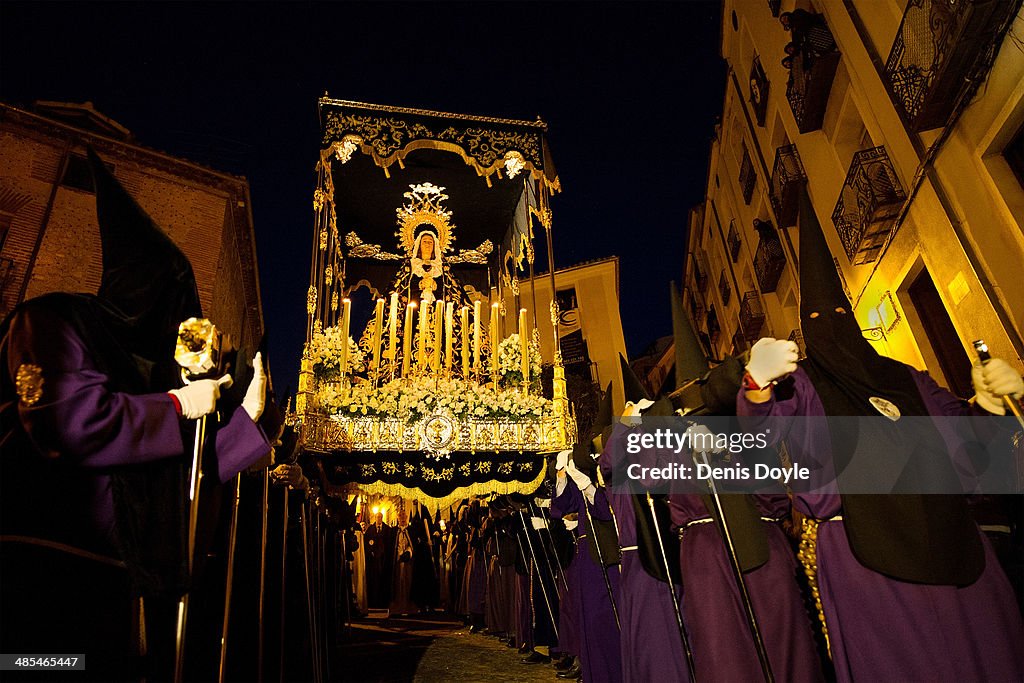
[{"x1": 0, "y1": 1, "x2": 726, "y2": 393}]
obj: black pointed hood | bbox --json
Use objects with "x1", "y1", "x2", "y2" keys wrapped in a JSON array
[
  {"x1": 797, "y1": 187, "x2": 922, "y2": 415},
  {"x1": 619, "y1": 353, "x2": 652, "y2": 405},
  {"x1": 89, "y1": 148, "x2": 202, "y2": 362},
  {"x1": 798, "y1": 188, "x2": 866, "y2": 361},
  {"x1": 671, "y1": 280, "x2": 707, "y2": 388}
]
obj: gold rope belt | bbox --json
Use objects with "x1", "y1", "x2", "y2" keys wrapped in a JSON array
[{"x1": 676, "y1": 515, "x2": 785, "y2": 538}]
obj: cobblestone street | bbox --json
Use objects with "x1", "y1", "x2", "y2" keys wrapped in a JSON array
[{"x1": 338, "y1": 614, "x2": 561, "y2": 683}]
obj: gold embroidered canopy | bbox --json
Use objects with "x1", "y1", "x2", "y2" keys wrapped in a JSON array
[{"x1": 295, "y1": 98, "x2": 574, "y2": 509}]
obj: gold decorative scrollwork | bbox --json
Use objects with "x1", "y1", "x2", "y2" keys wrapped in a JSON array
[
  {"x1": 382, "y1": 462, "x2": 399, "y2": 475},
  {"x1": 448, "y1": 240, "x2": 494, "y2": 265},
  {"x1": 307, "y1": 286, "x2": 317, "y2": 314},
  {"x1": 345, "y1": 231, "x2": 402, "y2": 260},
  {"x1": 323, "y1": 112, "x2": 543, "y2": 175}
]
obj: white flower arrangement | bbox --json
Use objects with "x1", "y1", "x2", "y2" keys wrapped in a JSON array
[
  {"x1": 308, "y1": 325, "x2": 365, "y2": 381},
  {"x1": 496, "y1": 333, "x2": 543, "y2": 389},
  {"x1": 317, "y1": 375, "x2": 550, "y2": 424}
]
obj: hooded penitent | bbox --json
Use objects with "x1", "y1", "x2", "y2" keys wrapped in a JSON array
[
  {"x1": 0, "y1": 149, "x2": 205, "y2": 597},
  {"x1": 662, "y1": 294, "x2": 767, "y2": 575},
  {"x1": 574, "y1": 379, "x2": 620, "y2": 567},
  {"x1": 795, "y1": 188, "x2": 982, "y2": 585}
]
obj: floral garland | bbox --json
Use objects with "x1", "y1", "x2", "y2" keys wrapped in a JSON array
[
  {"x1": 308, "y1": 325, "x2": 365, "y2": 381},
  {"x1": 496, "y1": 333, "x2": 543, "y2": 389},
  {"x1": 318, "y1": 375, "x2": 551, "y2": 424}
]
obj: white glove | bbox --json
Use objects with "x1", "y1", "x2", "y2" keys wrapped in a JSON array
[
  {"x1": 242, "y1": 352, "x2": 267, "y2": 421},
  {"x1": 746, "y1": 338, "x2": 799, "y2": 388},
  {"x1": 972, "y1": 358, "x2": 1024, "y2": 415},
  {"x1": 530, "y1": 517, "x2": 545, "y2": 530},
  {"x1": 564, "y1": 519, "x2": 579, "y2": 531},
  {"x1": 169, "y1": 375, "x2": 232, "y2": 420},
  {"x1": 686, "y1": 423, "x2": 725, "y2": 454},
  {"x1": 620, "y1": 398, "x2": 654, "y2": 425},
  {"x1": 566, "y1": 459, "x2": 592, "y2": 492},
  {"x1": 555, "y1": 449, "x2": 572, "y2": 471}
]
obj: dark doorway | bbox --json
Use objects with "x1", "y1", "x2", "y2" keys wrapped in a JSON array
[{"x1": 906, "y1": 268, "x2": 973, "y2": 398}]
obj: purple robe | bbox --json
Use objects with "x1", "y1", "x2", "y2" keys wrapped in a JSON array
[
  {"x1": 3, "y1": 306, "x2": 270, "y2": 551},
  {"x1": 669, "y1": 493, "x2": 824, "y2": 682},
  {"x1": 598, "y1": 424, "x2": 692, "y2": 683},
  {"x1": 552, "y1": 476, "x2": 623, "y2": 683},
  {"x1": 557, "y1": 544, "x2": 579, "y2": 657},
  {"x1": 738, "y1": 366, "x2": 1024, "y2": 681}
]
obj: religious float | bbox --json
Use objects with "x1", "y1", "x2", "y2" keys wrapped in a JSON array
[{"x1": 293, "y1": 98, "x2": 577, "y2": 511}]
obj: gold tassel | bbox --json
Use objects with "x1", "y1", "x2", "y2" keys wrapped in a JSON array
[{"x1": 797, "y1": 517, "x2": 832, "y2": 659}]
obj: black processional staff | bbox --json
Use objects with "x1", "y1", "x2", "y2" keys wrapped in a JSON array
[
  {"x1": 173, "y1": 318, "x2": 233, "y2": 683},
  {"x1": 517, "y1": 508, "x2": 560, "y2": 642},
  {"x1": 645, "y1": 493, "x2": 698, "y2": 682},
  {"x1": 578, "y1": 484, "x2": 621, "y2": 632},
  {"x1": 693, "y1": 440, "x2": 774, "y2": 683},
  {"x1": 257, "y1": 468, "x2": 269, "y2": 683},
  {"x1": 530, "y1": 501, "x2": 570, "y2": 595},
  {"x1": 300, "y1": 494, "x2": 322, "y2": 683},
  {"x1": 278, "y1": 483, "x2": 290, "y2": 683}
]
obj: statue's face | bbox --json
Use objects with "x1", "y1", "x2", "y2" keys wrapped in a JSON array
[{"x1": 419, "y1": 234, "x2": 435, "y2": 260}]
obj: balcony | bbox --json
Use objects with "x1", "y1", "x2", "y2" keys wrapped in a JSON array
[
  {"x1": 739, "y1": 146, "x2": 757, "y2": 205},
  {"x1": 749, "y1": 56, "x2": 770, "y2": 127},
  {"x1": 886, "y1": 0, "x2": 1018, "y2": 132},
  {"x1": 770, "y1": 144, "x2": 807, "y2": 228},
  {"x1": 785, "y1": 13, "x2": 840, "y2": 133},
  {"x1": 831, "y1": 146, "x2": 907, "y2": 265},
  {"x1": 719, "y1": 271, "x2": 732, "y2": 307},
  {"x1": 693, "y1": 250, "x2": 710, "y2": 293},
  {"x1": 688, "y1": 290, "x2": 705, "y2": 325},
  {"x1": 788, "y1": 328, "x2": 805, "y2": 358},
  {"x1": 739, "y1": 291, "x2": 767, "y2": 341},
  {"x1": 727, "y1": 221, "x2": 742, "y2": 263},
  {"x1": 753, "y1": 219, "x2": 787, "y2": 294},
  {"x1": 732, "y1": 326, "x2": 750, "y2": 354},
  {"x1": 707, "y1": 305, "x2": 721, "y2": 347}
]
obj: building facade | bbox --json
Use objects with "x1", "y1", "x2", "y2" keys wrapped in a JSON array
[
  {"x1": 0, "y1": 101, "x2": 264, "y2": 352},
  {"x1": 685, "y1": 0, "x2": 1024, "y2": 397},
  {"x1": 512, "y1": 256, "x2": 628, "y2": 412}
]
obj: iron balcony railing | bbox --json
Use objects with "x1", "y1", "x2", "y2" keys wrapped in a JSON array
[
  {"x1": 831, "y1": 146, "x2": 907, "y2": 265},
  {"x1": 693, "y1": 250, "x2": 710, "y2": 293},
  {"x1": 719, "y1": 270, "x2": 732, "y2": 307},
  {"x1": 886, "y1": 0, "x2": 1018, "y2": 132},
  {"x1": 739, "y1": 290, "x2": 767, "y2": 342},
  {"x1": 707, "y1": 304, "x2": 721, "y2": 347},
  {"x1": 753, "y1": 219, "x2": 786, "y2": 294},
  {"x1": 739, "y1": 147, "x2": 757, "y2": 205},
  {"x1": 727, "y1": 220, "x2": 742, "y2": 263},
  {"x1": 732, "y1": 326, "x2": 750, "y2": 354},
  {"x1": 788, "y1": 328, "x2": 806, "y2": 358},
  {"x1": 749, "y1": 56, "x2": 770, "y2": 127},
  {"x1": 785, "y1": 12, "x2": 840, "y2": 133},
  {"x1": 689, "y1": 290, "x2": 705, "y2": 326},
  {"x1": 770, "y1": 144, "x2": 807, "y2": 228}
]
